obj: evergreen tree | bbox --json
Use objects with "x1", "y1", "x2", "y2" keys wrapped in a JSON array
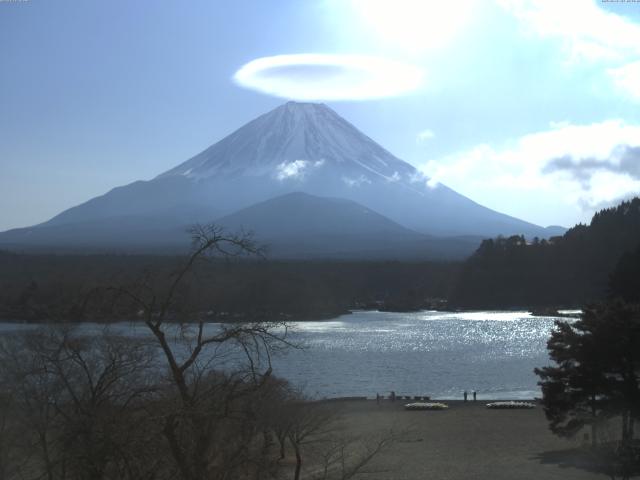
[
  {"x1": 535, "y1": 301, "x2": 640, "y2": 475},
  {"x1": 610, "y1": 245, "x2": 640, "y2": 303},
  {"x1": 453, "y1": 197, "x2": 640, "y2": 308}
]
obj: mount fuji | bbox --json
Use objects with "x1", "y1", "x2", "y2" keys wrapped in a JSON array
[{"x1": 0, "y1": 102, "x2": 562, "y2": 258}]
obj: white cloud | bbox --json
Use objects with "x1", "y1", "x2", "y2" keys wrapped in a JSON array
[
  {"x1": 276, "y1": 160, "x2": 308, "y2": 180},
  {"x1": 408, "y1": 170, "x2": 428, "y2": 184},
  {"x1": 342, "y1": 175, "x2": 372, "y2": 187},
  {"x1": 498, "y1": 0, "x2": 640, "y2": 102},
  {"x1": 348, "y1": 0, "x2": 479, "y2": 54},
  {"x1": 498, "y1": 0, "x2": 640, "y2": 63},
  {"x1": 416, "y1": 129, "x2": 435, "y2": 143},
  {"x1": 421, "y1": 120, "x2": 640, "y2": 213},
  {"x1": 574, "y1": 170, "x2": 640, "y2": 210},
  {"x1": 608, "y1": 60, "x2": 640, "y2": 101},
  {"x1": 275, "y1": 159, "x2": 325, "y2": 181},
  {"x1": 233, "y1": 54, "x2": 424, "y2": 101}
]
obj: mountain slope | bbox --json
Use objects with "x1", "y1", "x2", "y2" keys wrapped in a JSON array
[
  {"x1": 0, "y1": 101, "x2": 560, "y2": 255},
  {"x1": 0, "y1": 215, "x2": 191, "y2": 253},
  {"x1": 157, "y1": 102, "x2": 548, "y2": 237},
  {"x1": 158, "y1": 101, "x2": 416, "y2": 181},
  {"x1": 215, "y1": 192, "x2": 480, "y2": 259},
  {"x1": 218, "y1": 192, "x2": 416, "y2": 237}
]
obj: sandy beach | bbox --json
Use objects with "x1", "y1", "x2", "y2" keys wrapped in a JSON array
[{"x1": 317, "y1": 399, "x2": 603, "y2": 480}]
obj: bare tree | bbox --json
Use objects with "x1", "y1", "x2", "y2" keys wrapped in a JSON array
[
  {"x1": 109, "y1": 224, "x2": 294, "y2": 480},
  {"x1": 0, "y1": 224, "x2": 394, "y2": 480},
  {"x1": 0, "y1": 326, "x2": 160, "y2": 480},
  {"x1": 0, "y1": 388, "x2": 17, "y2": 480},
  {"x1": 313, "y1": 431, "x2": 396, "y2": 480},
  {"x1": 286, "y1": 401, "x2": 337, "y2": 480},
  {"x1": 268, "y1": 393, "x2": 396, "y2": 480}
]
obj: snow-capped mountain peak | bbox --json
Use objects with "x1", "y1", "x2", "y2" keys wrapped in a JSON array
[
  {"x1": 9, "y1": 101, "x2": 550, "y2": 245},
  {"x1": 157, "y1": 101, "x2": 415, "y2": 184}
]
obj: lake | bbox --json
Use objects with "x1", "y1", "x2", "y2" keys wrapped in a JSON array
[{"x1": 0, "y1": 310, "x2": 566, "y2": 400}]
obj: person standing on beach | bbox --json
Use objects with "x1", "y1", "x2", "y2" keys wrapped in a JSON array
[
  {"x1": 464, "y1": 390, "x2": 468, "y2": 402},
  {"x1": 473, "y1": 390, "x2": 477, "y2": 401}
]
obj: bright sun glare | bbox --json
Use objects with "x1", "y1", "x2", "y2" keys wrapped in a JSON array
[{"x1": 350, "y1": 0, "x2": 478, "y2": 54}]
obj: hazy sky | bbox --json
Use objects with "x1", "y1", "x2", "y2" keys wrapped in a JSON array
[{"x1": 2, "y1": 0, "x2": 640, "y2": 231}]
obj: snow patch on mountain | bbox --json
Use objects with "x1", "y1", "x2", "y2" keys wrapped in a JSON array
[
  {"x1": 342, "y1": 175, "x2": 372, "y2": 187},
  {"x1": 275, "y1": 160, "x2": 308, "y2": 180},
  {"x1": 17, "y1": 100, "x2": 553, "y2": 242},
  {"x1": 275, "y1": 159, "x2": 325, "y2": 180},
  {"x1": 157, "y1": 102, "x2": 417, "y2": 185}
]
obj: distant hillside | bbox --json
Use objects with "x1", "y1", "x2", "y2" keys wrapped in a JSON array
[
  {"x1": 451, "y1": 198, "x2": 640, "y2": 308},
  {"x1": 216, "y1": 192, "x2": 480, "y2": 260}
]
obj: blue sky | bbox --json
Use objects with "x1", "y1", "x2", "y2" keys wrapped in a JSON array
[{"x1": 2, "y1": 0, "x2": 640, "y2": 231}]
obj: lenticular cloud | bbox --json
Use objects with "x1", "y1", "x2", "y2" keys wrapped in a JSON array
[{"x1": 233, "y1": 54, "x2": 424, "y2": 101}]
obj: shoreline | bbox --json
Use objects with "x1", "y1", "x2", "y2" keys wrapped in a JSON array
[
  {"x1": 313, "y1": 398, "x2": 601, "y2": 479},
  {"x1": 0, "y1": 306, "x2": 581, "y2": 324},
  {"x1": 321, "y1": 397, "x2": 540, "y2": 403}
]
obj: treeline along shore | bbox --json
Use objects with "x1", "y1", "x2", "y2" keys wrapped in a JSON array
[
  {"x1": 452, "y1": 197, "x2": 640, "y2": 309},
  {"x1": 2, "y1": 197, "x2": 640, "y2": 322},
  {"x1": 0, "y1": 254, "x2": 459, "y2": 322}
]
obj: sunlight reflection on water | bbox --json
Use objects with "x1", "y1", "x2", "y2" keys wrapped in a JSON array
[
  {"x1": 1, "y1": 310, "x2": 562, "y2": 400},
  {"x1": 275, "y1": 310, "x2": 560, "y2": 399}
]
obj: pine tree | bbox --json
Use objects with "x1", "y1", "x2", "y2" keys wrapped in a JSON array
[{"x1": 535, "y1": 301, "x2": 640, "y2": 448}]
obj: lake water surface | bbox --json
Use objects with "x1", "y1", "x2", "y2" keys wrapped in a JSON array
[{"x1": 0, "y1": 310, "x2": 564, "y2": 400}]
